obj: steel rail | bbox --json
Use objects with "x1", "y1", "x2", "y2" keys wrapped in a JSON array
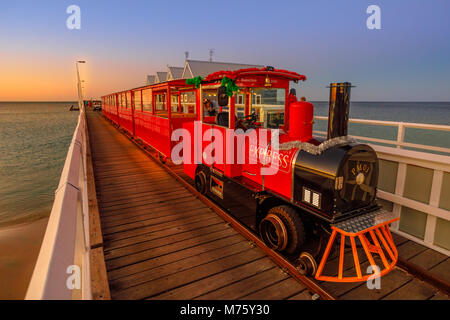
[
  {"x1": 396, "y1": 258, "x2": 450, "y2": 296},
  {"x1": 105, "y1": 115, "x2": 336, "y2": 301}
]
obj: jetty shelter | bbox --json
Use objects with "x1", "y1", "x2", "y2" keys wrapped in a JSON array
[
  {"x1": 181, "y1": 59, "x2": 262, "y2": 78},
  {"x1": 146, "y1": 75, "x2": 155, "y2": 86},
  {"x1": 155, "y1": 71, "x2": 168, "y2": 84},
  {"x1": 167, "y1": 66, "x2": 184, "y2": 81}
]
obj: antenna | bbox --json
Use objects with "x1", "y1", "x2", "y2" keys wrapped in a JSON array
[
  {"x1": 185, "y1": 51, "x2": 189, "y2": 60},
  {"x1": 209, "y1": 48, "x2": 215, "y2": 62}
]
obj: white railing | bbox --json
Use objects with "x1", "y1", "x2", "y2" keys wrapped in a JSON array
[
  {"x1": 314, "y1": 116, "x2": 450, "y2": 154},
  {"x1": 374, "y1": 145, "x2": 450, "y2": 256},
  {"x1": 314, "y1": 116, "x2": 450, "y2": 256},
  {"x1": 25, "y1": 109, "x2": 92, "y2": 300}
]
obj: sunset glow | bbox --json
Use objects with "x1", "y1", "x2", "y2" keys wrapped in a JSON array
[{"x1": 1, "y1": 0, "x2": 449, "y2": 101}]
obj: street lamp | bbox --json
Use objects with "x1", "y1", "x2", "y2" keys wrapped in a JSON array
[{"x1": 76, "y1": 60, "x2": 86, "y2": 112}]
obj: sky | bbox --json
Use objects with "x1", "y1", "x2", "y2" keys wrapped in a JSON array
[{"x1": 0, "y1": 0, "x2": 449, "y2": 101}]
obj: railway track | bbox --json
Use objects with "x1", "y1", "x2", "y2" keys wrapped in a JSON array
[
  {"x1": 396, "y1": 253, "x2": 450, "y2": 297},
  {"x1": 98, "y1": 113, "x2": 448, "y2": 300}
]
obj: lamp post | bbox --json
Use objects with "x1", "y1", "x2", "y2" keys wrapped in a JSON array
[{"x1": 76, "y1": 60, "x2": 85, "y2": 112}]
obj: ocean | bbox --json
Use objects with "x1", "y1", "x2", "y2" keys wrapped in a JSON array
[
  {"x1": 313, "y1": 101, "x2": 450, "y2": 150},
  {"x1": 0, "y1": 102, "x2": 78, "y2": 227}
]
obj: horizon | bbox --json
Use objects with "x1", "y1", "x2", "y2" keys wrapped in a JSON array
[
  {"x1": 1, "y1": 1, "x2": 449, "y2": 101},
  {"x1": 2, "y1": 100, "x2": 450, "y2": 103}
]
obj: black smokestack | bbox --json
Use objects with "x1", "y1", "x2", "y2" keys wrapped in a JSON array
[{"x1": 328, "y1": 82, "x2": 352, "y2": 139}]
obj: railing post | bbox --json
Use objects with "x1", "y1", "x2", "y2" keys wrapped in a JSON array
[{"x1": 397, "y1": 122, "x2": 405, "y2": 149}]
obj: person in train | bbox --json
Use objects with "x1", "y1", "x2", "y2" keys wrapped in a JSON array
[{"x1": 204, "y1": 98, "x2": 217, "y2": 116}]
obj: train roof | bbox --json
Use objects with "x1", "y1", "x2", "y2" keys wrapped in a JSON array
[
  {"x1": 102, "y1": 66, "x2": 306, "y2": 97},
  {"x1": 204, "y1": 67, "x2": 307, "y2": 83}
]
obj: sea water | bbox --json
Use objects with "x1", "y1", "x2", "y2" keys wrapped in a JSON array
[
  {"x1": 0, "y1": 102, "x2": 78, "y2": 226},
  {"x1": 313, "y1": 101, "x2": 450, "y2": 150}
]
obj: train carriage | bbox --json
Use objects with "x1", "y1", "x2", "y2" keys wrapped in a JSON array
[{"x1": 103, "y1": 79, "x2": 198, "y2": 160}]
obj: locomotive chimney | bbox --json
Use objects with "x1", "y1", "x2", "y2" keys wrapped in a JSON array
[{"x1": 327, "y1": 82, "x2": 352, "y2": 139}]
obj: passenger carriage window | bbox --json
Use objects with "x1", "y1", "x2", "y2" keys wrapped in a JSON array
[
  {"x1": 134, "y1": 90, "x2": 142, "y2": 111},
  {"x1": 182, "y1": 91, "x2": 196, "y2": 114},
  {"x1": 121, "y1": 93, "x2": 126, "y2": 108},
  {"x1": 155, "y1": 93, "x2": 167, "y2": 116},
  {"x1": 142, "y1": 89, "x2": 152, "y2": 112},
  {"x1": 235, "y1": 91, "x2": 246, "y2": 119},
  {"x1": 126, "y1": 92, "x2": 132, "y2": 109},
  {"x1": 171, "y1": 94, "x2": 179, "y2": 112},
  {"x1": 202, "y1": 89, "x2": 219, "y2": 120},
  {"x1": 251, "y1": 88, "x2": 285, "y2": 128}
]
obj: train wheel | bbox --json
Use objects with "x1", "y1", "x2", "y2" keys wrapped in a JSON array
[
  {"x1": 195, "y1": 170, "x2": 207, "y2": 195},
  {"x1": 297, "y1": 252, "x2": 317, "y2": 276},
  {"x1": 259, "y1": 213, "x2": 288, "y2": 251},
  {"x1": 260, "y1": 205, "x2": 305, "y2": 255}
]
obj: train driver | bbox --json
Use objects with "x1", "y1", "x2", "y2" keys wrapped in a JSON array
[{"x1": 204, "y1": 98, "x2": 217, "y2": 116}]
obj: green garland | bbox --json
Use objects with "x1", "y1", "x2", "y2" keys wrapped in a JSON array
[
  {"x1": 185, "y1": 76, "x2": 203, "y2": 88},
  {"x1": 221, "y1": 76, "x2": 239, "y2": 97}
]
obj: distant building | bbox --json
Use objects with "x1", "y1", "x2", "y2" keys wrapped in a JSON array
[
  {"x1": 155, "y1": 71, "x2": 168, "y2": 83},
  {"x1": 167, "y1": 66, "x2": 184, "y2": 81},
  {"x1": 181, "y1": 59, "x2": 263, "y2": 79},
  {"x1": 146, "y1": 60, "x2": 263, "y2": 85},
  {"x1": 146, "y1": 75, "x2": 156, "y2": 85}
]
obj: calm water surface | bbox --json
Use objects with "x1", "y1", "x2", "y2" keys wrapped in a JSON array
[
  {"x1": 0, "y1": 102, "x2": 78, "y2": 226},
  {"x1": 313, "y1": 101, "x2": 450, "y2": 150}
]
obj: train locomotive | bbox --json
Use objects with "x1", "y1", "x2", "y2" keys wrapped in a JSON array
[{"x1": 102, "y1": 67, "x2": 399, "y2": 283}]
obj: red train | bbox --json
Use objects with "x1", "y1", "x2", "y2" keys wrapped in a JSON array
[{"x1": 102, "y1": 66, "x2": 399, "y2": 283}]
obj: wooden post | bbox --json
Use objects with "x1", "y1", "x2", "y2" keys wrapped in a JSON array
[
  {"x1": 131, "y1": 91, "x2": 135, "y2": 136},
  {"x1": 230, "y1": 95, "x2": 236, "y2": 129},
  {"x1": 167, "y1": 87, "x2": 172, "y2": 119}
]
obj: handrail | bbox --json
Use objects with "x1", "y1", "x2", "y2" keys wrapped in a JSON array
[
  {"x1": 372, "y1": 145, "x2": 450, "y2": 256},
  {"x1": 314, "y1": 116, "x2": 450, "y2": 154},
  {"x1": 25, "y1": 109, "x2": 92, "y2": 300}
]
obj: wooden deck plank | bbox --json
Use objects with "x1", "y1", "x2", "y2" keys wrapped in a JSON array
[
  {"x1": 339, "y1": 267, "x2": 411, "y2": 300},
  {"x1": 153, "y1": 258, "x2": 274, "y2": 300},
  {"x1": 430, "y1": 291, "x2": 450, "y2": 300},
  {"x1": 110, "y1": 239, "x2": 251, "y2": 291},
  {"x1": 396, "y1": 240, "x2": 428, "y2": 260},
  {"x1": 100, "y1": 201, "x2": 209, "y2": 226},
  {"x1": 112, "y1": 248, "x2": 265, "y2": 300},
  {"x1": 103, "y1": 213, "x2": 221, "y2": 242},
  {"x1": 106, "y1": 229, "x2": 239, "y2": 278},
  {"x1": 107, "y1": 233, "x2": 244, "y2": 274},
  {"x1": 103, "y1": 218, "x2": 227, "y2": 251},
  {"x1": 102, "y1": 207, "x2": 213, "y2": 234},
  {"x1": 408, "y1": 249, "x2": 448, "y2": 270},
  {"x1": 103, "y1": 223, "x2": 232, "y2": 258},
  {"x1": 196, "y1": 268, "x2": 290, "y2": 300},
  {"x1": 382, "y1": 278, "x2": 436, "y2": 300},
  {"x1": 239, "y1": 278, "x2": 306, "y2": 300},
  {"x1": 428, "y1": 259, "x2": 450, "y2": 283}
]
